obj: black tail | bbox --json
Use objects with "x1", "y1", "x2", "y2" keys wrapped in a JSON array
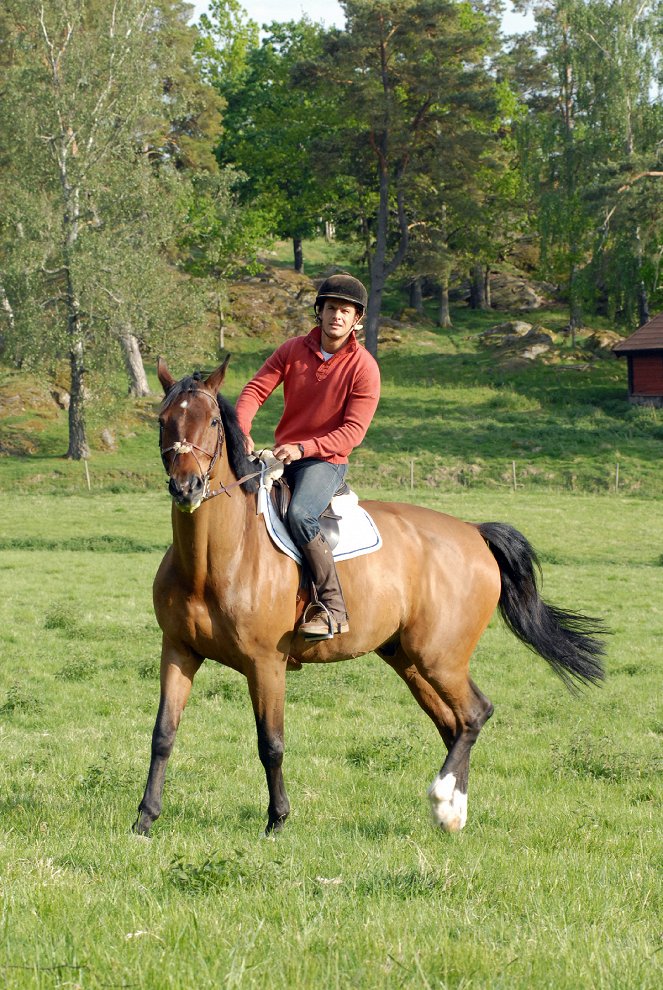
[{"x1": 478, "y1": 522, "x2": 606, "y2": 691}]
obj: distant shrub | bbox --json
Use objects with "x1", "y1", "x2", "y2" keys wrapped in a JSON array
[
  {"x1": 167, "y1": 851, "x2": 286, "y2": 894},
  {"x1": 0, "y1": 682, "x2": 41, "y2": 715},
  {"x1": 78, "y1": 753, "x2": 131, "y2": 793},
  {"x1": 137, "y1": 658, "x2": 159, "y2": 680},
  {"x1": 44, "y1": 602, "x2": 79, "y2": 634},
  {"x1": 55, "y1": 656, "x2": 96, "y2": 681}
]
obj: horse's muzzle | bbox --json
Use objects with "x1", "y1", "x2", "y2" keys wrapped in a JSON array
[{"x1": 168, "y1": 474, "x2": 205, "y2": 512}]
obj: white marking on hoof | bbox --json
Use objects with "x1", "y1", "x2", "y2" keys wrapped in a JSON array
[{"x1": 427, "y1": 772, "x2": 468, "y2": 832}]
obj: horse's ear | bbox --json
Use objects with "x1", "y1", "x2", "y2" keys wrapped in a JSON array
[
  {"x1": 204, "y1": 354, "x2": 231, "y2": 395},
  {"x1": 157, "y1": 357, "x2": 176, "y2": 394}
]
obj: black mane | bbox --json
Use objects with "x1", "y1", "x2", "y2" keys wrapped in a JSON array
[
  {"x1": 161, "y1": 373, "x2": 259, "y2": 494},
  {"x1": 217, "y1": 392, "x2": 260, "y2": 494}
]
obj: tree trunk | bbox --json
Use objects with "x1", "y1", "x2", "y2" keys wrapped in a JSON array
[
  {"x1": 293, "y1": 237, "x2": 304, "y2": 273},
  {"x1": 484, "y1": 268, "x2": 491, "y2": 308},
  {"x1": 0, "y1": 274, "x2": 15, "y2": 356},
  {"x1": 637, "y1": 282, "x2": 649, "y2": 327},
  {"x1": 324, "y1": 220, "x2": 335, "y2": 242},
  {"x1": 409, "y1": 276, "x2": 424, "y2": 314},
  {"x1": 470, "y1": 263, "x2": 488, "y2": 309},
  {"x1": 67, "y1": 336, "x2": 90, "y2": 460},
  {"x1": 364, "y1": 282, "x2": 384, "y2": 359},
  {"x1": 437, "y1": 277, "x2": 452, "y2": 328},
  {"x1": 63, "y1": 232, "x2": 90, "y2": 459},
  {"x1": 635, "y1": 226, "x2": 649, "y2": 326},
  {"x1": 0, "y1": 276, "x2": 15, "y2": 332},
  {"x1": 568, "y1": 261, "x2": 583, "y2": 347},
  {"x1": 365, "y1": 158, "x2": 391, "y2": 358},
  {"x1": 120, "y1": 330, "x2": 150, "y2": 397},
  {"x1": 215, "y1": 287, "x2": 225, "y2": 352}
]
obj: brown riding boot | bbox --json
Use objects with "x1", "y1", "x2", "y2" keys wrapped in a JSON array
[{"x1": 299, "y1": 532, "x2": 349, "y2": 639}]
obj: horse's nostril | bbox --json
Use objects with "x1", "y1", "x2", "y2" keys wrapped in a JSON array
[{"x1": 169, "y1": 475, "x2": 203, "y2": 502}]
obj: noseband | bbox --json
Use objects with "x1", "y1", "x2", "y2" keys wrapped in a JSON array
[{"x1": 159, "y1": 388, "x2": 262, "y2": 502}]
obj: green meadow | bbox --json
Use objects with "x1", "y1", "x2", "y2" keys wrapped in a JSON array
[{"x1": 0, "y1": 299, "x2": 662, "y2": 988}]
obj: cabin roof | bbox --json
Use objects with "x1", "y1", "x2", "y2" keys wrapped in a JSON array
[{"x1": 613, "y1": 312, "x2": 663, "y2": 354}]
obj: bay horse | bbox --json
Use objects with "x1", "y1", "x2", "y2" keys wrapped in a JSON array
[{"x1": 133, "y1": 358, "x2": 604, "y2": 837}]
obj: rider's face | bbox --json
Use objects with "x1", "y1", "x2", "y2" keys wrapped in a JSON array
[{"x1": 319, "y1": 298, "x2": 360, "y2": 351}]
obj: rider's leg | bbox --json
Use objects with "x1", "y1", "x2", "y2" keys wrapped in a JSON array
[{"x1": 285, "y1": 459, "x2": 349, "y2": 638}]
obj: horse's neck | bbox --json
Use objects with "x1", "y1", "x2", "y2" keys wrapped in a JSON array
[{"x1": 170, "y1": 468, "x2": 256, "y2": 588}]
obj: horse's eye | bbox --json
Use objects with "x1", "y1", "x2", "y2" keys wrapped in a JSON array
[{"x1": 211, "y1": 417, "x2": 220, "y2": 427}]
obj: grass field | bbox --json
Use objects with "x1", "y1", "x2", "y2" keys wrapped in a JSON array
[
  {"x1": 1, "y1": 257, "x2": 661, "y2": 987},
  {"x1": 0, "y1": 490, "x2": 661, "y2": 989}
]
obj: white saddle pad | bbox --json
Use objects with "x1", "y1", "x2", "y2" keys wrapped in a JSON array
[{"x1": 258, "y1": 475, "x2": 382, "y2": 564}]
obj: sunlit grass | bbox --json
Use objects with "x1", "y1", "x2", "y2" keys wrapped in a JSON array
[{"x1": 0, "y1": 493, "x2": 661, "y2": 988}]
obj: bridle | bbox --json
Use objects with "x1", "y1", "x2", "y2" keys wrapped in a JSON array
[{"x1": 159, "y1": 388, "x2": 262, "y2": 502}]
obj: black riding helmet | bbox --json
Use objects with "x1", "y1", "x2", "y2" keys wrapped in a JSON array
[{"x1": 315, "y1": 273, "x2": 368, "y2": 314}]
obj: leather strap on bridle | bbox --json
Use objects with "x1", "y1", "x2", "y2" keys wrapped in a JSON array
[
  {"x1": 160, "y1": 388, "x2": 263, "y2": 502},
  {"x1": 202, "y1": 466, "x2": 264, "y2": 501}
]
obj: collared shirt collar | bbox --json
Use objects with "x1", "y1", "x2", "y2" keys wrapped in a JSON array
[{"x1": 304, "y1": 325, "x2": 358, "y2": 358}]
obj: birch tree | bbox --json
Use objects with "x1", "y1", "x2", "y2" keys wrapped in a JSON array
[{"x1": 0, "y1": 1, "x2": 197, "y2": 457}]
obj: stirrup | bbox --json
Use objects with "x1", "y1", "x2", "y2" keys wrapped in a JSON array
[{"x1": 299, "y1": 601, "x2": 348, "y2": 640}]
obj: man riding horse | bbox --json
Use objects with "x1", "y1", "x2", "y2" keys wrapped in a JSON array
[{"x1": 236, "y1": 273, "x2": 380, "y2": 640}]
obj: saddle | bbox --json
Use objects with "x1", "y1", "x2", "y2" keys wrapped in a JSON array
[{"x1": 269, "y1": 475, "x2": 350, "y2": 551}]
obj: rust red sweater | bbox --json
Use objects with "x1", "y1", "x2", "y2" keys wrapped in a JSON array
[{"x1": 235, "y1": 327, "x2": 380, "y2": 463}]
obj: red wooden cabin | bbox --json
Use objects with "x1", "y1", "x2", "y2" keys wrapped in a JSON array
[{"x1": 613, "y1": 312, "x2": 663, "y2": 406}]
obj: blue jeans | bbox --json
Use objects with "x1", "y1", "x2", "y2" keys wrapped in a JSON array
[{"x1": 285, "y1": 459, "x2": 348, "y2": 547}]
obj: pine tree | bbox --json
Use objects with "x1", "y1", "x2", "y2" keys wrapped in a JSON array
[{"x1": 314, "y1": 0, "x2": 501, "y2": 356}]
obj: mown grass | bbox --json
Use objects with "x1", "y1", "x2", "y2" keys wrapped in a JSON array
[{"x1": 0, "y1": 492, "x2": 661, "y2": 989}]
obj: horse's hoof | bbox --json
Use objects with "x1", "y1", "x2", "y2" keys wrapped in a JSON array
[
  {"x1": 427, "y1": 773, "x2": 467, "y2": 832},
  {"x1": 264, "y1": 813, "x2": 288, "y2": 837},
  {"x1": 131, "y1": 817, "x2": 152, "y2": 837}
]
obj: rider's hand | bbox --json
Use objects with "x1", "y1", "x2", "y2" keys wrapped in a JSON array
[
  {"x1": 244, "y1": 434, "x2": 255, "y2": 455},
  {"x1": 273, "y1": 443, "x2": 303, "y2": 465}
]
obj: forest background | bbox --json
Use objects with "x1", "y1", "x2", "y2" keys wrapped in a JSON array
[{"x1": 0, "y1": 0, "x2": 661, "y2": 461}]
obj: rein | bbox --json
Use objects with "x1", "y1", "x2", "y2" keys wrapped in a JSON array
[{"x1": 160, "y1": 388, "x2": 263, "y2": 501}]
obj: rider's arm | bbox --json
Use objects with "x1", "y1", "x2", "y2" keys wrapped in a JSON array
[{"x1": 235, "y1": 344, "x2": 288, "y2": 437}]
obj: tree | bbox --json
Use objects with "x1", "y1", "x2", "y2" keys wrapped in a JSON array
[
  {"x1": 312, "y1": 0, "x2": 501, "y2": 356},
  {"x1": 0, "y1": 1, "x2": 203, "y2": 457},
  {"x1": 210, "y1": 15, "x2": 336, "y2": 273},
  {"x1": 514, "y1": 0, "x2": 662, "y2": 331},
  {"x1": 577, "y1": 0, "x2": 663, "y2": 323}
]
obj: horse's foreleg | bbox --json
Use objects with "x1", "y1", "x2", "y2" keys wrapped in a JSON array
[
  {"x1": 132, "y1": 638, "x2": 202, "y2": 836},
  {"x1": 247, "y1": 659, "x2": 290, "y2": 835}
]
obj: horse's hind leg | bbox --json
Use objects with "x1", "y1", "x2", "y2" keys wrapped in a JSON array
[
  {"x1": 383, "y1": 647, "x2": 492, "y2": 832},
  {"x1": 133, "y1": 638, "x2": 202, "y2": 836},
  {"x1": 380, "y1": 647, "x2": 456, "y2": 749},
  {"x1": 426, "y1": 674, "x2": 493, "y2": 832}
]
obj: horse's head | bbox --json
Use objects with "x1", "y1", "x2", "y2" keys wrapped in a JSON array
[{"x1": 157, "y1": 356, "x2": 230, "y2": 513}]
